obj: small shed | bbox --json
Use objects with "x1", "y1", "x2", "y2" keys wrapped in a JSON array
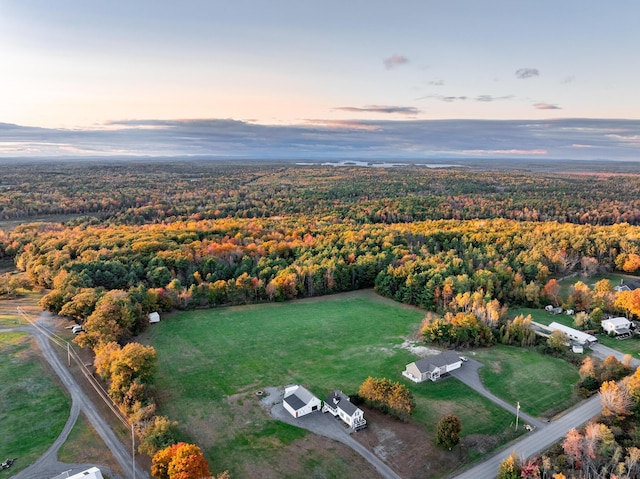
[
  {"x1": 283, "y1": 385, "x2": 321, "y2": 418},
  {"x1": 149, "y1": 312, "x2": 160, "y2": 324}
]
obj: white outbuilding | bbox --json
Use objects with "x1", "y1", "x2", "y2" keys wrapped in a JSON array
[
  {"x1": 59, "y1": 467, "x2": 104, "y2": 479},
  {"x1": 149, "y1": 311, "x2": 160, "y2": 324},
  {"x1": 282, "y1": 385, "x2": 321, "y2": 418}
]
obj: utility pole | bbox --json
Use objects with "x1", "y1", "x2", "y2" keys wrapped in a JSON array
[
  {"x1": 131, "y1": 422, "x2": 136, "y2": 479},
  {"x1": 515, "y1": 401, "x2": 520, "y2": 431}
]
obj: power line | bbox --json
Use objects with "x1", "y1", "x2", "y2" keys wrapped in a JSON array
[{"x1": 17, "y1": 307, "x2": 131, "y2": 429}]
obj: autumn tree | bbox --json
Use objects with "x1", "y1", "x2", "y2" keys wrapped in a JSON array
[
  {"x1": 543, "y1": 279, "x2": 561, "y2": 307},
  {"x1": 497, "y1": 452, "x2": 522, "y2": 479},
  {"x1": 562, "y1": 428, "x2": 583, "y2": 470},
  {"x1": 75, "y1": 290, "x2": 135, "y2": 348},
  {"x1": 615, "y1": 289, "x2": 640, "y2": 319},
  {"x1": 358, "y1": 377, "x2": 414, "y2": 420},
  {"x1": 600, "y1": 380, "x2": 632, "y2": 419},
  {"x1": 139, "y1": 415, "x2": 181, "y2": 457},
  {"x1": 152, "y1": 442, "x2": 211, "y2": 479},
  {"x1": 568, "y1": 281, "x2": 592, "y2": 312},
  {"x1": 435, "y1": 414, "x2": 462, "y2": 450},
  {"x1": 547, "y1": 330, "x2": 568, "y2": 351}
]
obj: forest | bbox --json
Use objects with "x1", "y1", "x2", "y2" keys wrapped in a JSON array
[{"x1": 2, "y1": 159, "x2": 640, "y2": 478}]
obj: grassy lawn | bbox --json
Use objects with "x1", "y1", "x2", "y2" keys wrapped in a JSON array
[
  {"x1": 558, "y1": 273, "x2": 635, "y2": 298},
  {"x1": 58, "y1": 413, "x2": 122, "y2": 478},
  {"x1": 0, "y1": 292, "x2": 44, "y2": 328},
  {"x1": 0, "y1": 331, "x2": 70, "y2": 477},
  {"x1": 146, "y1": 290, "x2": 516, "y2": 477},
  {"x1": 472, "y1": 344, "x2": 580, "y2": 418},
  {"x1": 596, "y1": 335, "x2": 640, "y2": 356}
]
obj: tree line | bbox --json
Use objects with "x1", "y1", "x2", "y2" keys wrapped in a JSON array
[{"x1": 2, "y1": 162, "x2": 640, "y2": 227}]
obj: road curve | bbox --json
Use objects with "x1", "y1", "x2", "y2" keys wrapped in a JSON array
[{"x1": 10, "y1": 314, "x2": 149, "y2": 479}]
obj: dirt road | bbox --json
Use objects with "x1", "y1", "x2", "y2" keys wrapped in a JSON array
[{"x1": 9, "y1": 313, "x2": 149, "y2": 479}]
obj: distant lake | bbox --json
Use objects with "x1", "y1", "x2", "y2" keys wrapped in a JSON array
[{"x1": 295, "y1": 160, "x2": 462, "y2": 168}]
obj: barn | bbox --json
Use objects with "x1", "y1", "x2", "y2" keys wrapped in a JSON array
[{"x1": 282, "y1": 385, "x2": 321, "y2": 418}]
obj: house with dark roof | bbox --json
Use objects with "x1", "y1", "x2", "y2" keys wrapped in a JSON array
[
  {"x1": 402, "y1": 351, "x2": 462, "y2": 383},
  {"x1": 322, "y1": 390, "x2": 366, "y2": 429},
  {"x1": 614, "y1": 278, "x2": 640, "y2": 293},
  {"x1": 282, "y1": 385, "x2": 321, "y2": 418}
]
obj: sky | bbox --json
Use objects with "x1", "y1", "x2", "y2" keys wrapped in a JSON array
[{"x1": 1, "y1": 0, "x2": 639, "y2": 160}]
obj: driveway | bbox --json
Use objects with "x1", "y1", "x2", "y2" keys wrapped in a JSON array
[
  {"x1": 262, "y1": 387, "x2": 402, "y2": 479},
  {"x1": 591, "y1": 342, "x2": 640, "y2": 368}
]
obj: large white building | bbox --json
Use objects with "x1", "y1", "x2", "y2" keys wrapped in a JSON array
[
  {"x1": 282, "y1": 385, "x2": 321, "y2": 418},
  {"x1": 548, "y1": 322, "x2": 597, "y2": 346}
]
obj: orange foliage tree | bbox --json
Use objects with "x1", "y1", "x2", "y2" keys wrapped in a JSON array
[{"x1": 152, "y1": 442, "x2": 211, "y2": 479}]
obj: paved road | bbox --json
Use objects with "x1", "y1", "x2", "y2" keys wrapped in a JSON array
[
  {"x1": 450, "y1": 359, "x2": 546, "y2": 429},
  {"x1": 262, "y1": 387, "x2": 402, "y2": 479},
  {"x1": 451, "y1": 394, "x2": 602, "y2": 479},
  {"x1": 449, "y1": 341, "x2": 640, "y2": 479},
  {"x1": 9, "y1": 313, "x2": 149, "y2": 479}
]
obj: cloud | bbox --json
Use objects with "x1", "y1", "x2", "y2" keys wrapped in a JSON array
[
  {"x1": 384, "y1": 54, "x2": 409, "y2": 69},
  {"x1": 420, "y1": 95, "x2": 468, "y2": 102},
  {"x1": 2, "y1": 118, "x2": 640, "y2": 161},
  {"x1": 428, "y1": 80, "x2": 445, "y2": 86},
  {"x1": 534, "y1": 103, "x2": 562, "y2": 110},
  {"x1": 515, "y1": 68, "x2": 540, "y2": 79},
  {"x1": 334, "y1": 105, "x2": 420, "y2": 115},
  {"x1": 476, "y1": 95, "x2": 514, "y2": 102},
  {"x1": 561, "y1": 75, "x2": 575, "y2": 84},
  {"x1": 461, "y1": 149, "x2": 548, "y2": 156}
]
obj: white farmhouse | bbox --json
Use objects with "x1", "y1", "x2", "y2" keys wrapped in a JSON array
[
  {"x1": 403, "y1": 351, "x2": 462, "y2": 383},
  {"x1": 322, "y1": 390, "x2": 366, "y2": 429},
  {"x1": 282, "y1": 385, "x2": 321, "y2": 418},
  {"x1": 149, "y1": 311, "x2": 160, "y2": 323},
  {"x1": 602, "y1": 317, "x2": 632, "y2": 336}
]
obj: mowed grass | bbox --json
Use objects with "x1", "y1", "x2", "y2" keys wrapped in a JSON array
[
  {"x1": 147, "y1": 290, "x2": 516, "y2": 475},
  {"x1": 0, "y1": 292, "x2": 44, "y2": 327},
  {"x1": 0, "y1": 332, "x2": 69, "y2": 476},
  {"x1": 58, "y1": 413, "x2": 122, "y2": 478},
  {"x1": 473, "y1": 344, "x2": 580, "y2": 417}
]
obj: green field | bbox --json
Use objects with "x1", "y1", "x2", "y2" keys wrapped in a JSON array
[
  {"x1": 472, "y1": 344, "x2": 580, "y2": 418},
  {"x1": 558, "y1": 273, "x2": 632, "y2": 298},
  {"x1": 146, "y1": 290, "x2": 516, "y2": 476},
  {"x1": 0, "y1": 332, "x2": 70, "y2": 477}
]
